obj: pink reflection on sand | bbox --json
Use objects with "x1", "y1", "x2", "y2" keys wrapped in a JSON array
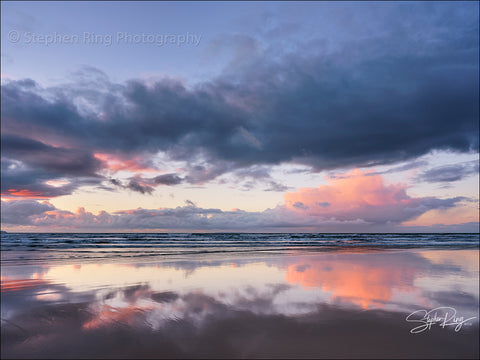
[
  {"x1": 286, "y1": 252, "x2": 427, "y2": 309},
  {"x1": 82, "y1": 304, "x2": 153, "y2": 330},
  {"x1": 1, "y1": 278, "x2": 50, "y2": 292}
]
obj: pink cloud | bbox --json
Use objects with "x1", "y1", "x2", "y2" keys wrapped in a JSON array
[
  {"x1": 1, "y1": 169, "x2": 470, "y2": 232},
  {"x1": 94, "y1": 153, "x2": 158, "y2": 174},
  {"x1": 283, "y1": 169, "x2": 442, "y2": 224}
]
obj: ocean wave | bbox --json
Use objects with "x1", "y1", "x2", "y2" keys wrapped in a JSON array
[{"x1": 1, "y1": 233, "x2": 478, "y2": 264}]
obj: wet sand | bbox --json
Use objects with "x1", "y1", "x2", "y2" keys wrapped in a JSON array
[{"x1": 1, "y1": 248, "x2": 479, "y2": 358}]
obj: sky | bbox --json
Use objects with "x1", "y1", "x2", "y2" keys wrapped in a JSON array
[{"x1": 1, "y1": 1, "x2": 479, "y2": 233}]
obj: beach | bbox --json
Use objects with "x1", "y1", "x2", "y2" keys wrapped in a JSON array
[
  {"x1": 1, "y1": 233, "x2": 479, "y2": 359},
  {"x1": 2, "y1": 1, "x2": 479, "y2": 358}
]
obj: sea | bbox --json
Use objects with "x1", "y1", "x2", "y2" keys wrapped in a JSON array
[{"x1": 1, "y1": 232, "x2": 478, "y2": 264}]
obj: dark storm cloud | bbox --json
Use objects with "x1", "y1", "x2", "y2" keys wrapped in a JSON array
[
  {"x1": 109, "y1": 178, "x2": 123, "y2": 187},
  {"x1": 126, "y1": 179, "x2": 154, "y2": 195},
  {"x1": 4, "y1": 36, "x2": 478, "y2": 170},
  {"x1": 1, "y1": 134, "x2": 102, "y2": 176},
  {"x1": 153, "y1": 173, "x2": 184, "y2": 186},
  {"x1": 1, "y1": 168, "x2": 98, "y2": 199},
  {"x1": 1, "y1": 134, "x2": 104, "y2": 198},
  {"x1": 416, "y1": 161, "x2": 479, "y2": 183},
  {"x1": 1, "y1": 2, "x2": 478, "y2": 193},
  {"x1": 1, "y1": 161, "x2": 101, "y2": 201},
  {"x1": 1, "y1": 81, "x2": 99, "y2": 149},
  {"x1": 109, "y1": 173, "x2": 184, "y2": 194},
  {"x1": 108, "y1": 177, "x2": 155, "y2": 195}
]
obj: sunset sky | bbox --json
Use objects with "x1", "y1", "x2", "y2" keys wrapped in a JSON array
[{"x1": 1, "y1": 1, "x2": 478, "y2": 232}]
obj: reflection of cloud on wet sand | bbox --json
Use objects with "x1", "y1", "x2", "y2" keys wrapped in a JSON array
[
  {"x1": 286, "y1": 252, "x2": 432, "y2": 309},
  {"x1": 82, "y1": 304, "x2": 153, "y2": 330},
  {"x1": 1, "y1": 278, "x2": 50, "y2": 292},
  {"x1": 2, "y1": 249, "x2": 479, "y2": 358},
  {"x1": 2, "y1": 290, "x2": 478, "y2": 359},
  {"x1": 416, "y1": 249, "x2": 480, "y2": 273}
]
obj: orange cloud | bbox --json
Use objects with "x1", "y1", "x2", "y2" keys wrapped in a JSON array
[{"x1": 2, "y1": 189, "x2": 50, "y2": 200}]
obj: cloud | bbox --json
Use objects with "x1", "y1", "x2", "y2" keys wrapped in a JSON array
[
  {"x1": 93, "y1": 153, "x2": 158, "y2": 174},
  {"x1": 109, "y1": 173, "x2": 186, "y2": 194},
  {"x1": 201, "y1": 34, "x2": 260, "y2": 71},
  {"x1": 0, "y1": 170, "x2": 96, "y2": 199},
  {"x1": 416, "y1": 161, "x2": 479, "y2": 183},
  {"x1": 292, "y1": 202, "x2": 308, "y2": 210},
  {"x1": 126, "y1": 179, "x2": 154, "y2": 195},
  {"x1": 1, "y1": 134, "x2": 103, "y2": 176},
  {"x1": 284, "y1": 169, "x2": 465, "y2": 224},
  {"x1": 184, "y1": 199, "x2": 196, "y2": 207},
  {"x1": 1, "y1": 2, "x2": 478, "y2": 198},
  {"x1": 109, "y1": 176, "x2": 169, "y2": 195},
  {"x1": 351, "y1": 160, "x2": 429, "y2": 178},
  {"x1": 1, "y1": 170, "x2": 470, "y2": 232},
  {"x1": 263, "y1": 181, "x2": 290, "y2": 192},
  {"x1": 225, "y1": 165, "x2": 291, "y2": 192},
  {"x1": 400, "y1": 222, "x2": 480, "y2": 233},
  {"x1": 153, "y1": 173, "x2": 184, "y2": 186},
  {"x1": 0, "y1": 200, "x2": 56, "y2": 225},
  {"x1": 1, "y1": 134, "x2": 104, "y2": 199}
]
